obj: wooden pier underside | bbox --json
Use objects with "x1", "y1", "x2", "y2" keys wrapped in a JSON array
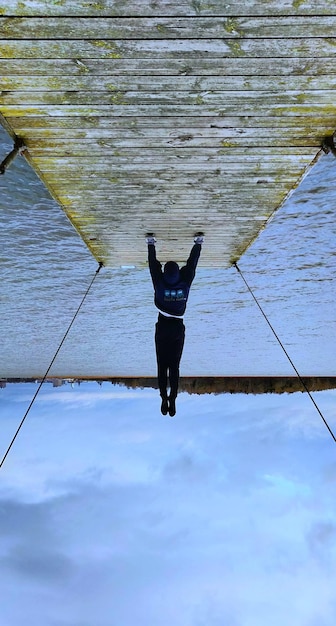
[{"x1": 1, "y1": 0, "x2": 336, "y2": 267}]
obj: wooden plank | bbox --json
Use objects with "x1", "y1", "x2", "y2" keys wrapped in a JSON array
[
  {"x1": 1, "y1": 0, "x2": 336, "y2": 17},
  {"x1": 2, "y1": 57, "x2": 336, "y2": 76},
  {"x1": 55, "y1": 180, "x2": 290, "y2": 192},
  {"x1": 53, "y1": 177, "x2": 293, "y2": 188},
  {"x1": 2, "y1": 103, "x2": 336, "y2": 117},
  {"x1": 57, "y1": 206, "x2": 287, "y2": 218},
  {"x1": 37, "y1": 159, "x2": 305, "y2": 177},
  {"x1": 1, "y1": 38, "x2": 336, "y2": 59},
  {"x1": 8, "y1": 124, "x2": 331, "y2": 141},
  {"x1": 0, "y1": 90, "x2": 334, "y2": 115},
  {"x1": 40, "y1": 182, "x2": 301, "y2": 199},
  {"x1": 52, "y1": 212, "x2": 272, "y2": 225},
  {"x1": 40, "y1": 171, "x2": 305, "y2": 187},
  {"x1": 2, "y1": 16, "x2": 336, "y2": 39},
  {"x1": 57, "y1": 209, "x2": 288, "y2": 223},
  {"x1": 55, "y1": 185, "x2": 291, "y2": 200},
  {"x1": 45, "y1": 173, "x2": 300, "y2": 188},
  {"x1": 57, "y1": 200, "x2": 287, "y2": 213},
  {"x1": 4, "y1": 74, "x2": 336, "y2": 93},
  {"x1": 37, "y1": 167, "x2": 313, "y2": 180},
  {"x1": 31, "y1": 147, "x2": 316, "y2": 162},
  {"x1": 22, "y1": 136, "x2": 322, "y2": 152},
  {"x1": 54, "y1": 181, "x2": 289, "y2": 195},
  {"x1": 1, "y1": 89, "x2": 335, "y2": 107},
  {"x1": 37, "y1": 162, "x2": 314, "y2": 177},
  {"x1": 8, "y1": 115, "x2": 336, "y2": 131},
  {"x1": 54, "y1": 210, "x2": 276, "y2": 222}
]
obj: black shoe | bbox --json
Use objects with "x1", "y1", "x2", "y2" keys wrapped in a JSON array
[
  {"x1": 161, "y1": 398, "x2": 168, "y2": 415},
  {"x1": 168, "y1": 396, "x2": 176, "y2": 417}
]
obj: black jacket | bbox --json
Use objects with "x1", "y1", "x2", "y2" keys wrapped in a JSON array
[{"x1": 148, "y1": 243, "x2": 201, "y2": 316}]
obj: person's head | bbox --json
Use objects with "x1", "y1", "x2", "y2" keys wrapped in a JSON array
[{"x1": 163, "y1": 261, "x2": 180, "y2": 285}]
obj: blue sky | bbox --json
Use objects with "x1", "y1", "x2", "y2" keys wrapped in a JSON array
[{"x1": 1, "y1": 383, "x2": 336, "y2": 626}]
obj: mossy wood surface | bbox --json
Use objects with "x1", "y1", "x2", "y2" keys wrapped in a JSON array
[
  {"x1": 1, "y1": 1, "x2": 336, "y2": 17},
  {"x1": 1, "y1": 1, "x2": 335, "y2": 267}
]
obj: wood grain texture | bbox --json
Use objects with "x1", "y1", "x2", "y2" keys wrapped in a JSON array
[
  {"x1": 1, "y1": 58, "x2": 336, "y2": 76},
  {"x1": 2, "y1": 16, "x2": 336, "y2": 39},
  {"x1": 1, "y1": 38, "x2": 336, "y2": 58},
  {"x1": 1, "y1": 0, "x2": 336, "y2": 17},
  {"x1": 0, "y1": 2, "x2": 335, "y2": 267}
]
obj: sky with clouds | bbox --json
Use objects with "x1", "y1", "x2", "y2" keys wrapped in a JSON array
[{"x1": 1, "y1": 383, "x2": 336, "y2": 626}]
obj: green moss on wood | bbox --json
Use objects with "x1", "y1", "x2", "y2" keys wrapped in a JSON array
[
  {"x1": 195, "y1": 94, "x2": 204, "y2": 105},
  {"x1": 0, "y1": 106, "x2": 45, "y2": 116},
  {"x1": 90, "y1": 40, "x2": 121, "y2": 58},
  {"x1": 292, "y1": 0, "x2": 306, "y2": 8},
  {"x1": 109, "y1": 91, "x2": 127, "y2": 105},
  {"x1": 156, "y1": 23, "x2": 168, "y2": 34},
  {"x1": 47, "y1": 77, "x2": 65, "y2": 90},
  {"x1": 83, "y1": 116, "x2": 99, "y2": 127},
  {"x1": 1, "y1": 17, "x2": 15, "y2": 34},
  {"x1": 0, "y1": 44, "x2": 17, "y2": 58},
  {"x1": 221, "y1": 140, "x2": 236, "y2": 148},
  {"x1": 226, "y1": 40, "x2": 245, "y2": 57},
  {"x1": 223, "y1": 18, "x2": 244, "y2": 37},
  {"x1": 295, "y1": 93, "x2": 306, "y2": 104},
  {"x1": 97, "y1": 138, "x2": 109, "y2": 147}
]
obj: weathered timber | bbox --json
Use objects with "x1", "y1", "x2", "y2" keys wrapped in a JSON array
[
  {"x1": 2, "y1": 16, "x2": 336, "y2": 40},
  {"x1": 1, "y1": 2, "x2": 336, "y2": 267},
  {"x1": 2, "y1": 89, "x2": 336, "y2": 107},
  {"x1": 1, "y1": 0, "x2": 336, "y2": 17},
  {"x1": 2, "y1": 104, "x2": 336, "y2": 118},
  {"x1": 1, "y1": 38, "x2": 336, "y2": 58},
  {"x1": 6, "y1": 116, "x2": 336, "y2": 131},
  {"x1": 31, "y1": 149, "x2": 317, "y2": 166},
  {"x1": 1, "y1": 58, "x2": 336, "y2": 76},
  {"x1": 4, "y1": 75, "x2": 336, "y2": 93},
  {"x1": 7, "y1": 135, "x2": 326, "y2": 150}
]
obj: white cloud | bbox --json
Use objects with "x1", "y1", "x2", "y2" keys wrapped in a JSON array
[{"x1": 1, "y1": 389, "x2": 336, "y2": 625}]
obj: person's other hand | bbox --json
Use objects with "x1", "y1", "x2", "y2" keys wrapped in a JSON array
[
  {"x1": 194, "y1": 232, "x2": 204, "y2": 245},
  {"x1": 146, "y1": 234, "x2": 157, "y2": 245}
]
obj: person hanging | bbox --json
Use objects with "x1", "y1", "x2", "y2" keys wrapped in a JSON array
[{"x1": 146, "y1": 232, "x2": 204, "y2": 416}]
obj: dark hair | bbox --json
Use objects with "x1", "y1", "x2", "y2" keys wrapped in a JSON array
[{"x1": 163, "y1": 261, "x2": 180, "y2": 285}]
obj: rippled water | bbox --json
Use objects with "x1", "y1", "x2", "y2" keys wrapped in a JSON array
[{"x1": 0, "y1": 127, "x2": 335, "y2": 377}]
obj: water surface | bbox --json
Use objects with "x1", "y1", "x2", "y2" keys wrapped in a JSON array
[{"x1": 0, "y1": 128, "x2": 335, "y2": 377}]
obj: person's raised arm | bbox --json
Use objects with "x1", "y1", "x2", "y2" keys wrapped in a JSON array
[
  {"x1": 146, "y1": 235, "x2": 162, "y2": 285},
  {"x1": 182, "y1": 234, "x2": 204, "y2": 284}
]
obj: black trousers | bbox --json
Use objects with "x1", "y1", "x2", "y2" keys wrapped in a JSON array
[{"x1": 155, "y1": 314, "x2": 185, "y2": 400}]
